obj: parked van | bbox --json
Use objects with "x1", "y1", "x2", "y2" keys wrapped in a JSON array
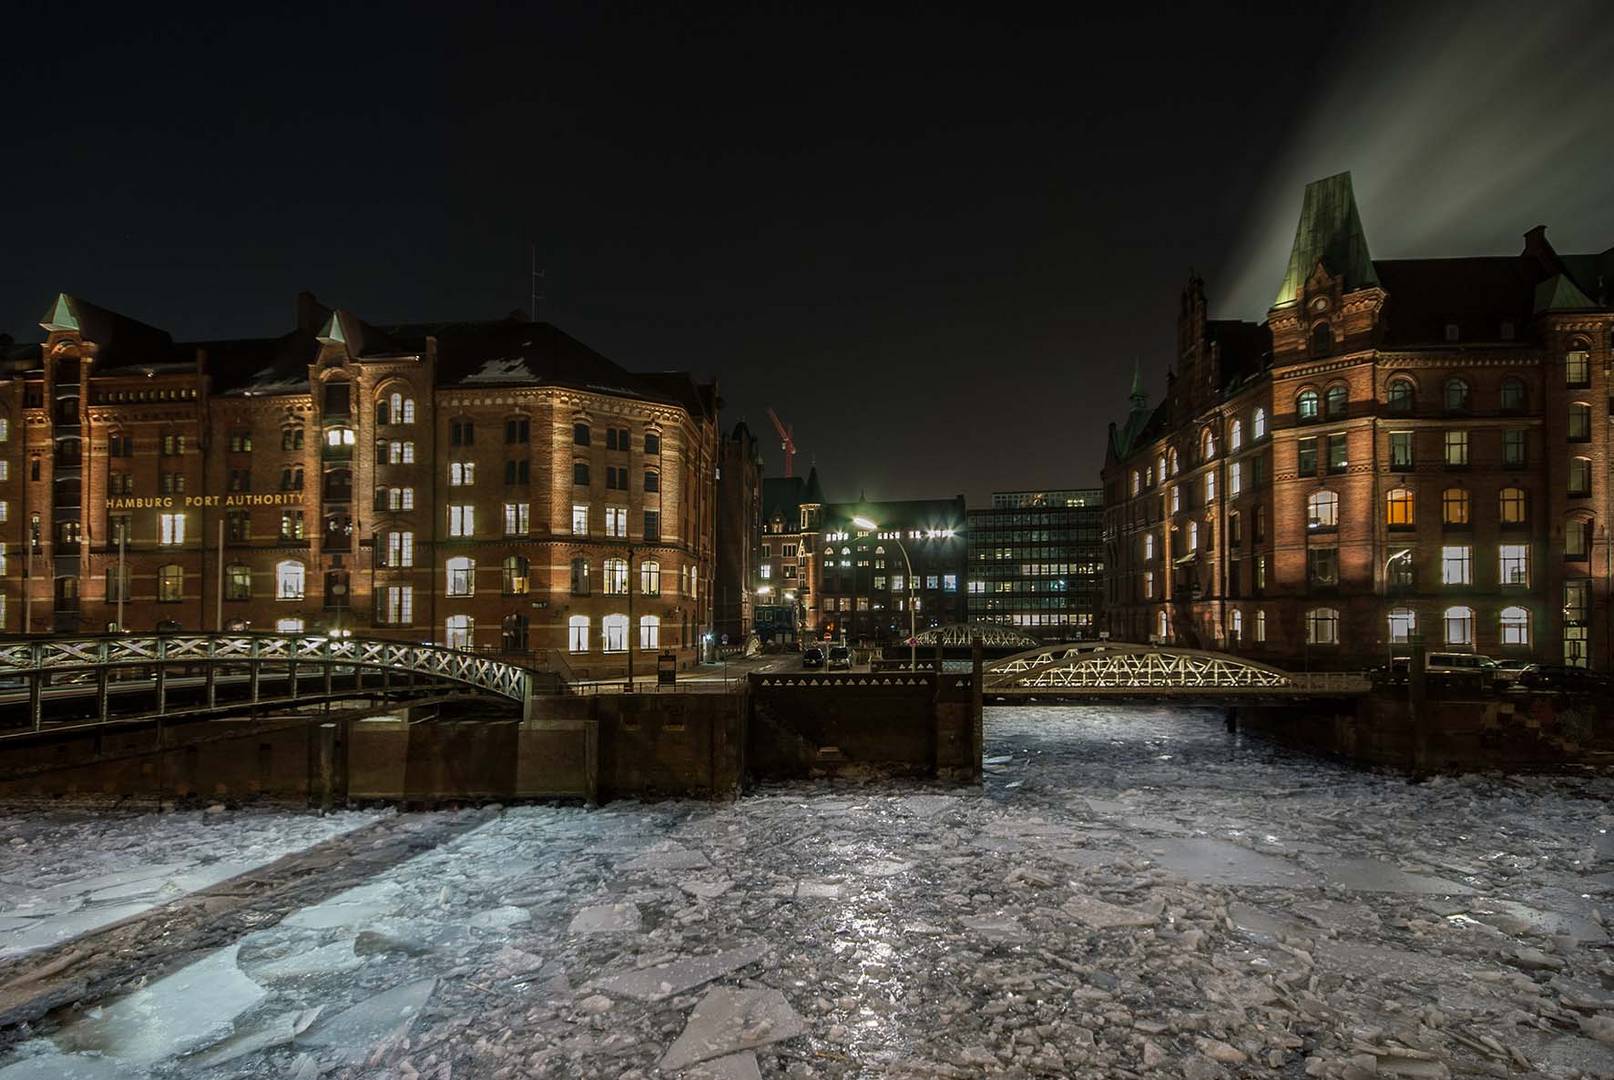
[{"x1": 1425, "y1": 652, "x2": 1497, "y2": 676}]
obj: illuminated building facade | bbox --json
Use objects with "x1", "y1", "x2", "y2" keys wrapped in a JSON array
[
  {"x1": 755, "y1": 468, "x2": 825, "y2": 645},
  {"x1": 3, "y1": 292, "x2": 718, "y2": 677},
  {"x1": 1103, "y1": 172, "x2": 1614, "y2": 670},
  {"x1": 966, "y1": 489, "x2": 1103, "y2": 639},
  {"x1": 817, "y1": 497, "x2": 968, "y2": 643},
  {"x1": 714, "y1": 422, "x2": 763, "y2": 647}
]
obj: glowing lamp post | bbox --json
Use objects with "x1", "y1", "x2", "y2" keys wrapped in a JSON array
[{"x1": 852, "y1": 515, "x2": 916, "y2": 671}]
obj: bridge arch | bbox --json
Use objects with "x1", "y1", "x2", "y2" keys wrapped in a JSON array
[{"x1": 984, "y1": 641, "x2": 1366, "y2": 694}]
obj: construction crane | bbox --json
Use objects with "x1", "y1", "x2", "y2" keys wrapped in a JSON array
[{"x1": 766, "y1": 407, "x2": 796, "y2": 478}]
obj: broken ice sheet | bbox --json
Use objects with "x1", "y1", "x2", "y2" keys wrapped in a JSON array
[
  {"x1": 960, "y1": 914, "x2": 1028, "y2": 941},
  {"x1": 249, "y1": 938, "x2": 363, "y2": 982},
  {"x1": 620, "y1": 843, "x2": 711, "y2": 871},
  {"x1": 1308, "y1": 855, "x2": 1473, "y2": 895},
  {"x1": 281, "y1": 880, "x2": 404, "y2": 929},
  {"x1": 1062, "y1": 894, "x2": 1159, "y2": 929},
  {"x1": 0, "y1": 1050, "x2": 126, "y2": 1080},
  {"x1": 680, "y1": 878, "x2": 735, "y2": 898},
  {"x1": 595, "y1": 941, "x2": 768, "y2": 1001},
  {"x1": 298, "y1": 977, "x2": 437, "y2": 1063},
  {"x1": 1137, "y1": 837, "x2": 1322, "y2": 887},
  {"x1": 467, "y1": 905, "x2": 532, "y2": 929},
  {"x1": 568, "y1": 901, "x2": 642, "y2": 933},
  {"x1": 684, "y1": 1051, "x2": 763, "y2": 1080},
  {"x1": 660, "y1": 986, "x2": 806, "y2": 1071},
  {"x1": 54, "y1": 942, "x2": 267, "y2": 1066}
]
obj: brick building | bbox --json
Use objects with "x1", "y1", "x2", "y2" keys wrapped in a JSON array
[
  {"x1": 1103, "y1": 172, "x2": 1614, "y2": 670},
  {"x1": 818, "y1": 497, "x2": 968, "y2": 644},
  {"x1": 3, "y1": 292, "x2": 719, "y2": 677},
  {"x1": 967, "y1": 489, "x2": 1103, "y2": 639},
  {"x1": 755, "y1": 468, "x2": 825, "y2": 645},
  {"x1": 714, "y1": 421, "x2": 762, "y2": 648}
]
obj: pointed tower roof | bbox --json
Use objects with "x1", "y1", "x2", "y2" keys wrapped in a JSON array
[
  {"x1": 802, "y1": 466, "x2": 824, "y2": 505},
  {"x1": 1533, "y1": 273, "x2": 1598, "y2": 313},
  {"x1": 1274, "y1": 172, "x2": 1379, "y2": 308},
  {"x1": 40, "y1": 293, "x2": 80, "y2": 333},
  {"x1": 1128, "y1": 358, "x2": 1146, "y2": 408}
]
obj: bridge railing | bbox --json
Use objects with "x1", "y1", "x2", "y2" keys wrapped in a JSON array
[{"x1": 982, "y1": 641, "x2": 1373, "y2": 695}]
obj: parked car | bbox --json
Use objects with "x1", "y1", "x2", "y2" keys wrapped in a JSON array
[
  {"x1": 1519, "y1": 664, "x2": 1610, "y2": 693},
  {"x1": 802, "y1": 647, "x2": 825, "y2": 669},
  {"x1": 1424, "y1": 652, "x2": 1498, "y2": 677},
  {"x1": 1492, "y1": 659, "x2": 1532, "y2": 686},
  {"x1": 827, "y1": 645, "x2": 852, "y2": 671}
]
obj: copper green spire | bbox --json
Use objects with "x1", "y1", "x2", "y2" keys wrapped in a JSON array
[
  {"x1": 39, "y1": 293, "x2": 80, "y2": 333},
  {"x1": 1274, "y1": 171, "x2": 1379, "y2": 308},
  {"x1": 1128, "y1": 358, "x2": 1146, "y2": 409}
]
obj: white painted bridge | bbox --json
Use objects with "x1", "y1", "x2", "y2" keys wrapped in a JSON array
[{"x1": 984, "y1": 641, "x2": 1371, "y2": 697}]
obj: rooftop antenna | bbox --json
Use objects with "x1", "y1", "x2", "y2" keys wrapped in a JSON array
[{"x1": 529, "y1": 243, "x2": 546, "y2": 321}]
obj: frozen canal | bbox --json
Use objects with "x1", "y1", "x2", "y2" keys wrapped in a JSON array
[{"x1": 4, "y1": 704, "x2": 1614, "y2": 1078}]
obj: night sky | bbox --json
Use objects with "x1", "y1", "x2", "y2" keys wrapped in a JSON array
[{"x1": 3, "y1": 2, "x2": 1611, "y2": 505}]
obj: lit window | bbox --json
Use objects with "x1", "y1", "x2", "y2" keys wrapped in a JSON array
[
  {"x1": 1229, "y1": 420, "x2": 1243, "y2": 451},
  {"x1": 450, "y1": 462, "x2": 476, "y2": 486},
  {"x1": 1204, "y1": 469, "x2": 1217, "y2": 504},
  {"x1": 602, "y1": 614, "x2": 628, "y2": 653},
  {"x1": 1440, "y1": 545, "x2": 1472, "y2": 585},
  {"x1": 225, "y1": 564, "x2": 251, "y2": 601},
  {"x1": 502, "y1": 555, "x2": 529, "y2": 595},
  {"x1": 159, "y1": 512, "x2": 186, "y2": 545},
  {"x1": 1388, "y1": 608, "x2": 1415, "y2": 644},
  {"x1": 381, "y1": 585, "x2": 413, "y2": 625},
  {"x1": 1131, "y1": 471, "x2": 1141, "y2": 496},
  {"x1": 1229, "y1": 609, "x2": 1242, "y2": 642},
  {"x1": 1187, "y1": 521, "x2": 1199, "y2": 551},
  {"x1": 1567, "y1": 517, "x2": 1591, "y2": 557},
  {"x1": 1499, "y1": 488, "x2": 1526, "y2": 524},
  {"x1": 1252, "y1": 409, "x2": 1266, "y2": 441},
  {"x1": 1442, "y1": 488, "x2": 1469, "y2": 525},
  {"x1": 639, "y1": 615, "x2": 660, "y2": 651},
  {"x1": 449, "y1": 505, "x2": 475, "y2": 537},
  {"x1": 1168, "y1": 448, "x2": 1180, "y2": 474},
  {"x1": 1201, "y1": 429, "x2": 1217, "y2": 458},
  {"x1": 1253, "y1": 610, "x2": 1267, "y2": 642},
  {"x1": 1503, "y1": 429, "x2": 1526, "y2": 467},
  {"x1": 641, "y1": 559, "x2": 661, "y2": 595},
  {"x1": 1169, "y1": 486, "x2": 1180, "y2": 513},
  {"x1": 1499, "y1": 544, "x2": 1528, "y2": 586},
  {"x1": 445, "y1": 614, "x2": 474, "y2": 650},
  {"x1": 1143, "y1": 571, "x2": 1154, "y2": 598},
  {"x1": 0, "y1": 418, "x2": 8, "y2": 441},
  {"x1": 1499, "y1": 606, "x2": 1529, "y2": 646},
  {"x1": 1567, "y1": 348, "x2": 1590, "y2": 386},
  {"x1": 568, "y1": 615, "x2": 589, "y2": 652},
  {"x1": 1569, "y1": 402, "x2": 1592, "y2": 442},
  {"x1": 1386, "y1": 379, "x2": 1415, "y2": 414},
  {"x1": 603, "y1": 558, "x2": 628, "y2": 594},
  {"x1": 1307, "y1": 491, "x2": 1339, "y2": 530},
  {"x1": 446, "y1": 556, "x2": 475, "y2": 596},
  {"x1": 1385, "y1": 488, "x2": 1414, "y2": 527},
  {"x1": 1296, "y1": 389, "x2": 1319, "y2": 421},
  {"x1": 1443, "y1": 378, "x2": 1470, "y2": 412},
  {"x1": 1306, "y1": 607, "x2": 1339, "y2": 645},
  {"x1": 1325, "y1": 384, "x2": 1347, "y2": 418},
  {"x1": 1443, "y1": 606, "x2": 1474, "y2": 646},
  {"x1": 1569, "y1": 457, "x2": 1592, "y2": 496},
  {"x1": 1390, "y1": 431, "x2": 1414, "y2": 469},
  {"x1": 1443, "y1": 430, "x2": 1468, "y2": 467},
  {"x1": 605, "y1": 507, "x2": 627, "y2": 538},
  {"x1": 1229, "y1": 462, "x2": 1241, "y2": 496},
  {"x1": 158, "y1": 564, "x2": 184, "y2": 602},
  {"x1": 503, "y1": 502, "x2": 529, "y2": 535},
  {"x1": 275, "y1": 617, "x2": 304, "y2": 633},
  {"x1": 275, "y1": 559, "x2": 305, "y2": 600},
  {"x1": 572, "y1": 504, "x2": 589, "y2": 534}
]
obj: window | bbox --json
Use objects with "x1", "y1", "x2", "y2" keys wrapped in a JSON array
[
  {"x1": 1306, "y1": 607, "x2": 1339, "y2": 644},
  {"x1": 572, "y1": 504, "x2": 589, "y2": 534},
  {"x1": 1311, "y1": 323, "x2": 1333, "y2": 357},
  {"x1": 1142, "y1": 571, "x2": 1154, "y2": 599},
  {"x1": 1169, "y1": 486, "x2": 1180, "y2": 513},
  {"x1": 1155, "y1": 455, "x2": 1166, "y2": 482},
  {"x1": 280, "y1": 510, "x2": 304, "y2": 540},
  {"x1": 1499, "y1": 606, "x2": 1529, "y2": 646},
  {"x1": 1298, "y1": 437, "x2": 1318, "y2": 475},
  {"x1": 380, "y1": 585, "x2": 413, "y2": 625},
  {"x1": 1443, "y1": 606, "x2": 1474, "y2": 646},
  {"x1": 160, "y1": 433, "x2": 186, "y2": 456},
  {"x1": 385, "y1": 530, "x2": 415, "y2": 567},
  {"x1": 1307, "y1": 490, "x2": 1339, "y2": 530},
  {"x1": 445, "y1": 615, "x2": 474, "y2": 650},
  {"x1": 605, "y1": 506, "x2": 627, "y2": 538},
  {"x1": 1566, "y1": 348, "x2": 1590, "y2": 387},
  {"x1": 1387, "y1": 378, "x2": 1415, "y2": 414},
  {"x1": 106, "y1": 565, "x2": 130, "y2": 604},
  {"x1": 1500, "y1": 377, "x2": 1526, "y2": 412},
  {"x1": 1229, "y1": 511, "x2": 1242, "y2": 546},
  {"x1": 1229, "y1": 461, "x2": 1242, "y2": 497},
  {"x1": 1131, "y1": 471, "x2": 1141, "y2": 496},
  {"x1": 505, "y1": 417, "x2": 529, "y2": 443},
  {"x1": 1204, "y1": 469, "x2": 1216, "y2": 504},
  {"x1": 1143, "y1": 533, "x2": 1156, "y2": 560},
  {"x1": 0, "y1": 418, "x2": 8, "y2": 441},
  {"x1": 1499, "y1": 488, "x2": 1526, "y2": 525},
  {"x1": 573, "y1": 462, "x2": 590, "y2": 486},
  {"x1": 1296, "y1": 389, "x2": 1319, "y2": 422},
  {"x1": 1389, "y1": 431, "x2": 1414, "y2": 470},
  {"x1": 503, "y1": 555, "x2": 529, "y2": 595},
  {"x1": 1168, "y1": 447, "x2": 1180, "y2": 473},
  {"x1": 1385, "y1": 488, "x2": 1415, "y2": 528},
  {"x1": 644, "y1": 470, "x2": 659, "y2": 493},
  {"x1": 449, "y1": 505, "x2": 475, "y2": 537},
  {"x1": 159, "y1": 512, "x2": 185, "y2": 545},
  {"x1": 1187, "y1": 521, "x2": 1199, "y2": 551},
  {"x1": 603, "y1": 557, "x2": 628, "y2": 594},
  {"x1": 1388, "y1": 608, "x2": 1416, "y2": 644},
  {"x1": 645, "y1": 432, "x2": 660, "y2": 455},
  {"x1": 228, "y1": 431, "x2": 253, "y2": 453},
  {"x1": 1326, "y1": 433, "x2": 1347, "y2": 473},
  {"x1": 450, "y1": 419, "x2": 475, "y2": 446},
  {"x1": 1441, "y1": 545, "x2": 1472, "y2": 585},
  {"x1": 1503, "y1": 429, "x2": 1526, "y2": 468},
  {"x1": 1443, "y1": 378, "x2": 1470, "y2": 412},
  {"x1": 890, "y1": 574, "x2": 905, "y2": 593},
  {"x1": 1566, "y1": 517, "x2": 1591, "y2": 558},
  {"x1": 446, "y1": 556, "x2": 475, "y2": 596},
  {"x1": 569, "y1": 615, "x2": 589, "y2": 652},
  {"x1": 573, "y1": 422, "x2": 590, "y2": 446},
  {"x1": 1325, "y1": 384, "x2": 1347, "y2": 419},
  {"x1": 503, "y1": 502, "x2": 529, "y2": 535},
  {"x1": 109, "y1": 471, "x2": 132, "y2": 495},
  {"x1": 1444, "y1": 430, "x2": 1468, "y2": 467},
  {"x1": 644, "y1": 510, "x2": 660, "y2": 542},
  {"x1": 639, "y1": 615, "x2": 660, "y2": 651},
  {"x1": 1201, "y1": 429, "x2": 1217, "y2": 459},
  {"x1": 1499, "y1": 544, "x2": 1529, "y2": 586},
  {"x1": 1569, "y1": 457, "x2": 1592, "y2": 496},
  {"x1": 450, "y1": 462, "x2": 476, "y2": 486},
  {"x1": 274, "y1": 559, "x2": 306, "y2": 600},
  {"x1": 158, "y1": 565, "x2": 184, "y2": 602},
  {"x1": 605, "y1": 427, "x2": 630, "y2": 451},
  {"x1": 281, "y1": 427, "x2": 304, "y2": 450},
  {"x1": 225, "y1": 564, "x2": 251, "y2": 601},
  {"x1": 1442, "y1": 488, "x2": 1470, "y2": 526},
  {"x1": 604, "y1": 465, "x2": 626, "y2": 490},
  {"x1": 641, "y1": 559, "x2": 661, "y2": 595},
  {"x1": 1307, "y1": 546, "x2": 1338, "y2": 587},
  {"x1": 324, "y1": 427, "x2": 355, "y2": 449},
  {"x1": 1229, "y1": 609, "x2": 1242, "y2": 642},
  {"x1": 602, "y1": 614, "x2": 628, "y2": 653},
  {"x1": 570, "y1": 557, "x2": 591, "y2": 596},
  {"x1": 504, "y1": 459, "x2": 531, "y2": 485},
  {"x1": 1566, "y1": 578, "x2": 1591, "y2": 622},
  {"x1": 1569, "y1": 402, "x2": 1592, "y2": 442},
  {"x1": 1254, "y1": 506, "x2": 1266, "y2": 543},
  {"x1": 1254, "y1": 610, "x2": 1266, "y2": 643},
  {"x1": 161, "y1": 473, "x2": 186, "y2": 494}
]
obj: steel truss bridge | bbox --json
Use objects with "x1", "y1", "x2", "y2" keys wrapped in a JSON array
[
  {"x1": 983, "y1": 642, "x2": 1372, "y2": 698},
  {"x1": 0, "y1": 633, "x2": 532, "y2": 736}
]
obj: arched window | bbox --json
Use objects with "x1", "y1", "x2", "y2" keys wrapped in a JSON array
[
  {"x1": 1385, "y1": 488, "x2": 1415, "y2": 528},
  {"x1": 1156, "y1": 454, "x2": 1166, "y2": 481},
  {"x1": 275, "y1": 559, "x2": 305, "y2": 600},
  {"x1": 1296, "y1": 389, "x2": 1320, "y2": 422},
  {"x1": 1443, "y1": 606, "x2": 1474, "y2": 646},
  {"x1": 1499, "y1": 606, "x2": 1530, "y2": 646},
  {"x1": 1500, "y1": 377, "x2": 1526, "y2": 412},
  {"x1": 445, "y1": 614, "x2": 474, "y2": 650},
  {"x1": 1155, "y1": 610, "x2": 1168, "y2": 641},
  {"x1": 1311, "y1": 322, "x2": 1333, "y2": 356},
  {"x1": 1168, "y1": 448, "x2": 1180, "y2": 474},
  {"x1": 1499, "y1": 487, "x2": 1527, "y2": 524},
  {"x1": 1570, "y1": 457, "x2": 1593, "y2": 496},
  {"x1": 1443, "y1": 377, "x2": 1470, "y2": 412},
  {"x1": 1229, "y1": 609, "x2": 1243, "y2": 642},
  {"x1": 639, "y1": 614, "x2": 661, "y2": 650},
  {"x1": 501, "y1": 613, "x2": 528, "y2": 652},
  {"x1": 1388, "y1": 608, "x2": 1416, "y2": 644},
  {"x1": 568, "y1": 615, "x2": 589, "y2": 652},
  {"x1": 1307, "y1": 490, "x2": 1339, "y2": 530},
  {"x1": 1187, "y1": 521, "x2": 1199, "y2": 550},
  {"x1": 1325, "y1": 384, "x2": 1348, "y2": 419},
  {"x1": 603, "y1": 557, "x2": 628, "y2": 595},
  {"x1": 159, "y1": 564, "x2": 184, "y2": 603},
  {"x1": 1306, "y1": 607, "x2": 1339, "y2": 644},
  {"x1": 502, "y1": 555, "x2": 529, "y2": 595},
  {"x1": 602, "y1": 614, "x2": 629, "y2": 653},
  {"x1": 1386, "y1": 378, "x2": 1415, "y2": 414},
  {"x1": 1569, "y1": 402, "x2": 1592, "y2": 442},
  {"x1": 1143, "y1": 533, "x2": 1156, "y2": 560},
  {"x1": 446, "y1": 556, "x2": 475, "y2": 596},
  {"x1": 640, "y1": 559, "x2": 661, "y2": 595},
  {"x1": 225, "y1": 563, "x2": 251, "y2": 601},
  {"x1": 1441, "y1": 488, "x2": 1470, "y2": 526},
  {"x1": 1229, "y1": 419, "x2": 1243, "y2": 451},
  {"x1": 1566, "y1": 345, "x2": 1591, "y2": 386},
  {"x1": 1201, "y1": 428, "x2": 1217, "y2": 459},
  {"x1": 1251, "y1": 408, "x2": 1267, "y2": 440},
  {"x1": 1131, "y1": 470, "x2": 1141, "y2": 496},
  {"x1": 1254, "y1": 610, "x2": 1267, "y2": 643}
]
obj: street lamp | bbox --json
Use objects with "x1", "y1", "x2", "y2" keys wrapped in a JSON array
[{"x1": 852, "y1": 516, "x2": 916, "y2": 671}]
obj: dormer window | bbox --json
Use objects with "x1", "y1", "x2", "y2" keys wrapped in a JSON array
[{"x1": 1443, "y1": 323, "x2": 1460, "y2": 343}]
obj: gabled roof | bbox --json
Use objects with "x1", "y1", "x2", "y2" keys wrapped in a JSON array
[
  {"x1": 762, "y1": 476, "x2": 807, "y2": 523},
  {"x1": 1274, "y1": 172, "x2": 1379, "y2": 308}
]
